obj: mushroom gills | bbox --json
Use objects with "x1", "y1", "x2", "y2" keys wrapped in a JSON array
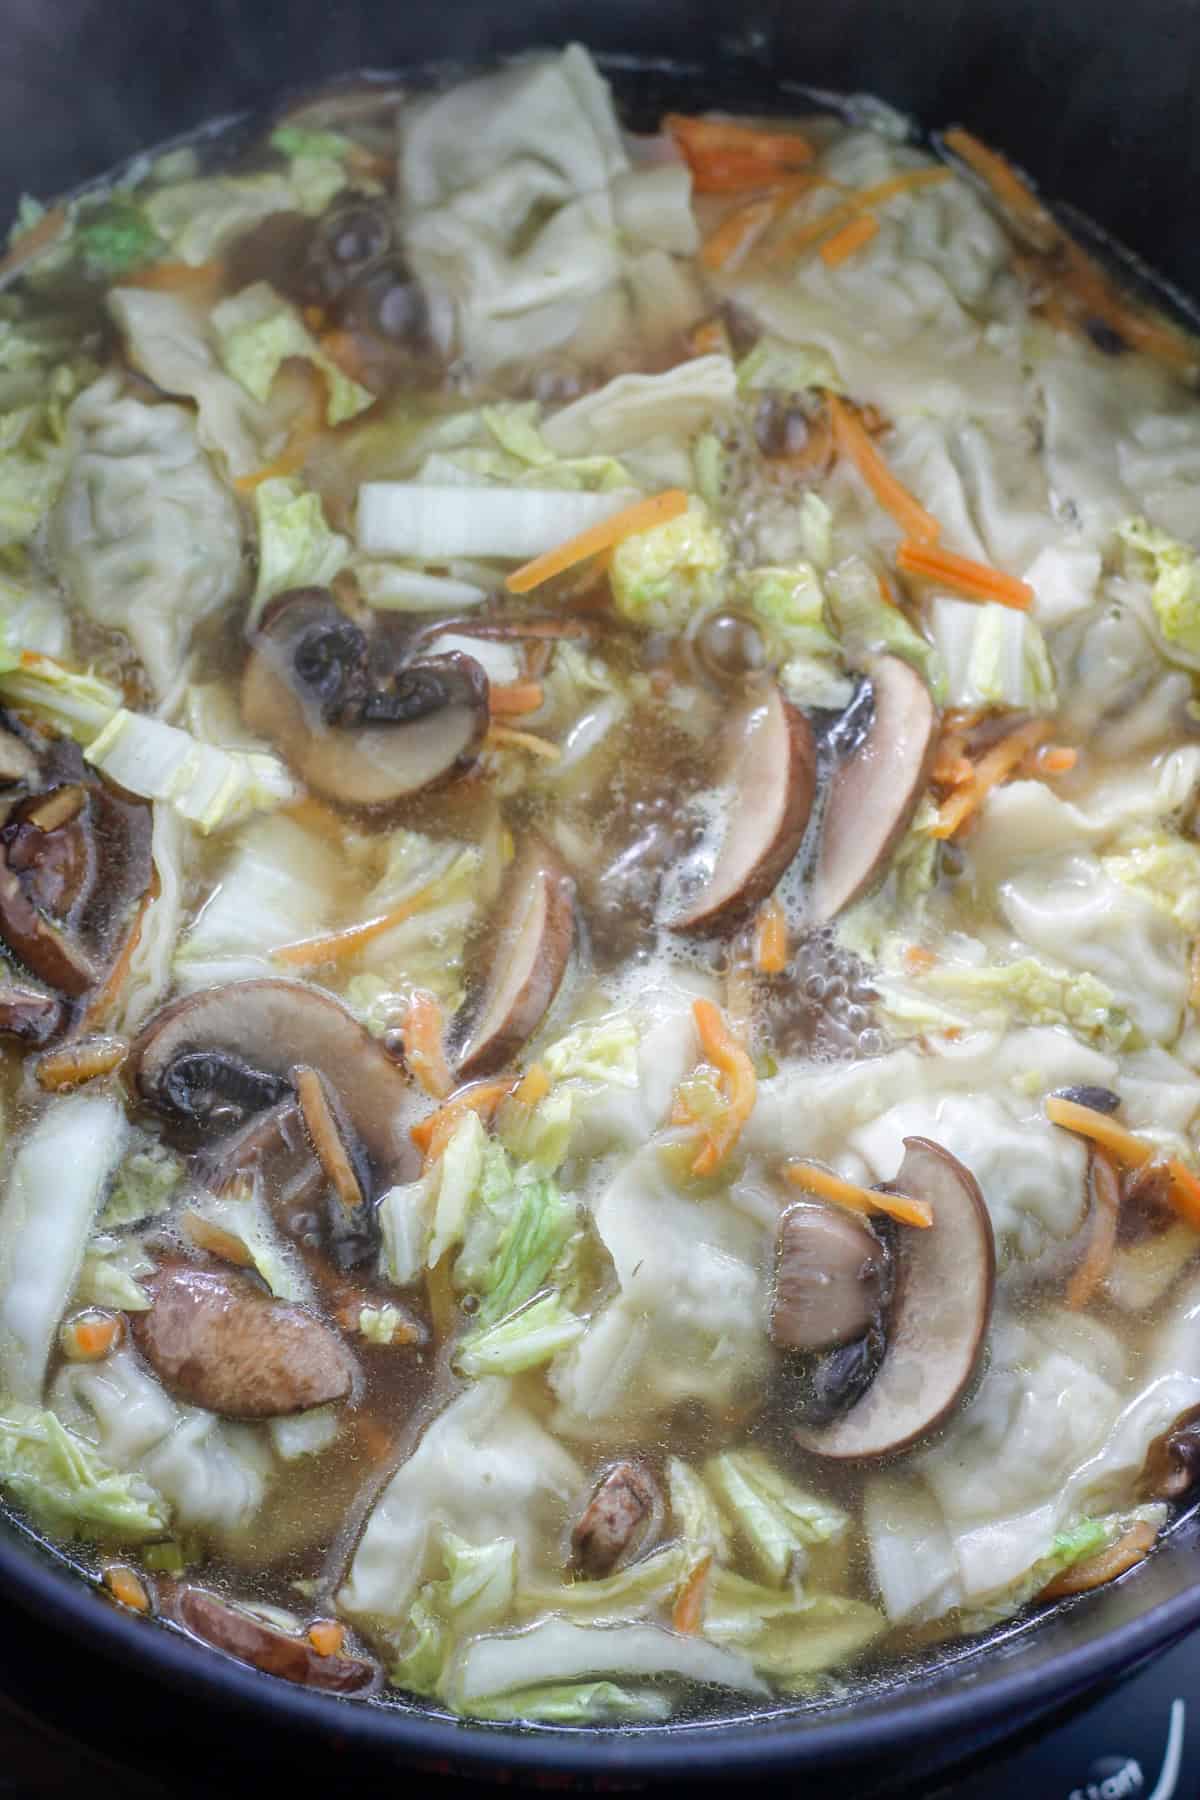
[
  {"x1": 456, "y1": 836, "x2": 575, "y2": 1080},
  {"x1": 809, "y1": 655, "x2": 937, "y2": 925},
  {"x1": 791, "y1": 1137, "x2": 996, "y2": 1461},
  {"x1": 240, "y1": 588, "x2": 490, "y2": 811},
  {"x1": 671, "y1": 680, "x2": 815, "y2": 935}
]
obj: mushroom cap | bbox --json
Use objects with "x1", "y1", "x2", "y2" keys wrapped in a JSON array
[
  {"x1": 810, "y1": 655, "x2": 937, "y2": 925},
  {"x1": 127, "y1": 978, "x2": 415, "y2": 1185},
  {"x1": 173, "y1": 1587, "x2": 380, "y2": 1694},
  {"x1": 792, "y1": 1137, "x2": 996, "y2": 1461},
  {"x1": 456, "y1": 835, "x2": 575, "y2": 1080},
  {"x1": 671, "y1": 680, "x2": 815, "y2": 935},
  {"x1": 240, "y1": 588, "x2": 490, "y2": 812}
]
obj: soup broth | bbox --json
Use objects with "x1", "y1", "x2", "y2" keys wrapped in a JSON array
[{"x1": 0, "y1": 47, "x2": 1198, "y2": 1723}]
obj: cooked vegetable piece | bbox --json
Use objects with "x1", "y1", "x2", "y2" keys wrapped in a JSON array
[
  {"x1": 131, "y1": 1265, "x2": 355, "y2": 1418},
  {"x1": 457, "y1": 838, "x2": 575, "y2": 1080},
  {"x1": 573, "y1": 1461, "x2": 664, "y2": 1578},
  {"x1": 175, "y1": 1587, "x2": 379, "y2": 1692}
]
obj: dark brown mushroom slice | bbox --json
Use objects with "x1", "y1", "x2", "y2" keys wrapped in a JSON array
[
  {"x1": 456, "y1": 836, "x2": 575, "y2": 1080},
  {"x1": 305, "y1": 197, "x2": 394, "y2": 303},
  {"x1": 0, "y1": 842, "x2": 100, "y2": 995},
  {"x1": 1051, "y1": 1083, "x2": 1122, "y2": 1116},
  {"x1": 1141, "y1": 1405, "x2": 1200, "y2": 1500},
  {"x1": 792, "y1": 1137, "x2": 996, "y2": 1461},
  {"x1": 128, "y1": 979, "x2": 415, "y2": 1187},
  {"x1": 197, "y1": 1097, "x2": 325, "y2": 1209},
  {"x1": 241, "y1": 588, "x2": 490, "y2": 811},
  {"x1": 132, "y1": 1265, "x2": 355, "y2": 1418},
  {"x1": 772, "y1": 1202, "x2": 889, "y2": 1352},
  {"x1": 671, "y1": 680, "x2": 816, "y2": 935},
  {"x1": 0, "y1": 984, "x2": 63, "y2": 1044},
  {"x1": 572, "y1": 1461, "x2": 664, "y2": 1578},
  {"x1": 173, "y1": 1587, "x2": 379, "y2": 1695},
  {"x1": 810, "y1": 655, "x2": 937, "y2": 925}
]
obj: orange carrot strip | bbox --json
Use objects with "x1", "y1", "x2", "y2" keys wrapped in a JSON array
[
  {"x1": 122, "y1": 257, "x2": 226, "y2": 300},
  {"x1": 513, "y1": 1063, "x2": 551, "y2": 1108},
  {"x1": 903, "y1": 944, "x2": 937, "y2": 975},
  {"x1": 1039, "y1": 1522, "x2": 1157, "y2": 1599},
  {"x1": 754, "y1": 896, "x2": 789, "y2": 975},
  {"x1": 1066, "y1": 1149, "x2": 1120, "y2": 1312},
  {"x1": 35, "y1": 1036, "x2": 128, "y2": 1092},
  {"x1": 896, "y1": 539, "x2": 1034, "y2": 611},
  {"x1": 506, "y1": 490, "x2": 689, "y2": 595},
  {"x1": 308, "y1": 1620, "x2": 346, "y2": 1656},
  {"x1": 412, "y1": 1078, "x2": 515, "y2": 1164},
  {"x1": 404, "y1": 991, "x2": 454, "y2": 1101},
  {"x1": 1031, "y1": 743, "x2": 1078, "y2": 775},
  {"x1": 941, "y1": 129, "x2": 1060, "y2": 252},
  {"x1": 181, "y1": 1210, "x2": 256, "y2": 1269},
  {"x1": 687, "y1": 318, "x2": 731, "y2": 356},
  {"x1": 775, "y1": 167, "x2": 950, "y2": 258},
  {"x1": 1045, "y1": 1097, "x2": 1200, "y2": 1231},
  {"x1": 71, "y1": 1316, "x2": 121, "y2": 1359},
  {"x1": 689, "y1": 998, "x2": 757, "y2": 1177},
  {"x1": 485, "y1": 724, "x2": 561, "y2": 760},
  {"x1": 665, "y1": 114, "x2": 815, "y2": 191},
  {"x1": 701, "y1": 195, "x2": 781, "y2": 272},
  {"x1": 672, "y1": 1553, "x2": 713, "y2": 1634},
  {"x1": 828, "y1": 395, "x2": 940, "y2": 544},
  {"x1": 820, "y1": 212, "x2": 880, "y2": 267},
  {"x1": 104, "y1": 1565, "x2": 150, "y2": 1612},
  {"x1": 0, "y1": 204, "x2": 69, "y2": 280},
  {"x1": 234, "y1": 370, "x2": 326, "y2": 494},
  {"x1": 488, "y1": 681, "x2": 545, "y2": 718},
  {"x1": 1190, "y1": 941, "x2": 1200, "y2": 1012},
  {"x1": 271, "y1": 879, "x2": 441, "y2": 969},
  {"x1": 931, "y1": 720, "x2": 1051, "y2": 840},
  {"x1": 783, "y1": 1159, "x2": 933, "y2": 1229}
]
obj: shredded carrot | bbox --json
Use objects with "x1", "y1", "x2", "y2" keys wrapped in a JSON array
[
  {"x1": 941, "y1": 129, "x2": 1060, "y2": 252},
  {"x1": 234, "y1": 369, "x2": 326, "y2": 494},
  {"x1": 1039, "y1": 1521, "x2": 1157, "y2": 1599},
  {"x1": 686, "y1": 318, "x2": 731, "y2": 356},
  {"x1": 896, "y1": 539, "x2": 1034, "y2": 611},
  {"x1": 701, "y1": 195, "x2": 781, "y2": 272},
  {"x1": 122, "y1": 257, "x2": 226, "y2": 301},
  {"x1": 296, "y1": 1065, "x2": 367, "y2": 1214},
  {"x1": 1045, "y1": 1096, "x2": 1200, "y2": 1231},
  {"x1": 69, "y1": 1315, "x2": 122, "y2": 1360},
  {"x1": 80, "y1": 864, "x2": 161, "y2": 1032},
  {"x1": 307, "y1": 1620, "x2": 346, "y2": 1657},
  {"x1": 820, "y1": 212, "x2": 880, "y2": 267},
  {"x1": 754, "y1": 896, "x2": 789, "y2": 975},
  {"x1": 1031, "y1": 743, "x2": 1078, "y2": 776},
  {"x1": 505, "y1": 489, "x2": 688, "y2": 595},
  {"x1": 774, "y1": 167, "x2": 950, "y2": 260},
  {"x1": 35, "y1": 1035, "x2": 128, "y2": 1092},
  {"x1": 784, "y1": 1158, "x2": 933, "y2": 1229},
  {"x1": 903, "y1": 944, "x2": 937, "y2": 975},
  {"x1": 271, "y1": 878, "x2": 441, "y2": 969},
  {"x1": 318, "y1": 326, "x2": 371, "y2": 388},
  {"x1": 1190, "y1": 940, "x2": 1200, "y2": 1012},
  {"x1": 931, "y1": 719, "x2": 1051, "y2": 840},
  {"x1": 0, "y1": 204, "x2": 69, "y2": 281},
  {"x1": 411, "y1": 1078, "x2": 514, "y2": 1164},
  {"x1": 665, "y1": 114, "x2": 815, "y2": 192},
  {"x1": 1066, "y1": 1149, "x2": 1120, "y2": 1312},
  {"x1": 672, "y1": 1553, "x2": 713, "y2": 1634},
  {"x1": 828, "y1": 395, "x2": 940, "y2": 544},
  {"x1": 485, "y1": 724, "x2": 561, "y2": 760},
  {"x1": 403, "y1": 991, "x2": 454, "y2": 1101},
  {"x1": 104, "y1": 1565, "x2": 151, "y2": 1613},
  {"x1": 181, "y1": 1210, "x2": 256, "y2": 1269},
  {"x1": 513, "y1": 1063, "x2": 552, "y2": 1108},
  {"x1": 488, "y1": 680, "x2": 545, "y2": 718},
  {"x1": 688, "y1": 998, "x2": 758, "y2": 1177}
]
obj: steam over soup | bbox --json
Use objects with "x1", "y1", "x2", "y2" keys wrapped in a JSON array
[{"x1": 2, "y1": 46, "x2": 1200, "y2": 1723}]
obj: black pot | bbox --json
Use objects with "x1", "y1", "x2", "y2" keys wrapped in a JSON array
[{"x1": 3, "y1": 1, "x2": 1200, "y2": 1787}]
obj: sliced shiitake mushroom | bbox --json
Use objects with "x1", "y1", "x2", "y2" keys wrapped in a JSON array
[
  {"x1": 173, "y1": 1587, "x2": 380, "y2": 1694},
  {"x1": 810, "y1": 656, "x2": 937, "y2": 925},
  {"x1": 0, "y1": 984, "x2": 63, "y2": 1044},
  {"x1": 572, "y1": 1460, "x2": 664, "y2": 1578},
  {"x1": 127, "y1": 979, "x2": 414, "y2": 1185},
  {"x1": 241, "y1": 588, "x2": 490, "y2": 811},
  {"x1": 672, "y1": 680, "x2": 815, "y2": 935},
  {"x1": 792, "y1": 1137, "x2": 996, "y2": 1461},
  {"x1": 772, "y1": 1201, "x2": 889, "y2": 1353},
  {"x1": 456, "y1": 836, "x2": 575, "y2": 1080},
  {"x1": 1141, "y1": 1404, "x2": 1200, "y2": 1500},
  {"x1": 132, "y1": 1265, "x2": 355, "y2": 1418}
]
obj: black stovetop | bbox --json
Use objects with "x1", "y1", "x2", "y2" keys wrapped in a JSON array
[{"x1": 0, "y1": 1609, "x2": 1193, "y2": 1798}]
